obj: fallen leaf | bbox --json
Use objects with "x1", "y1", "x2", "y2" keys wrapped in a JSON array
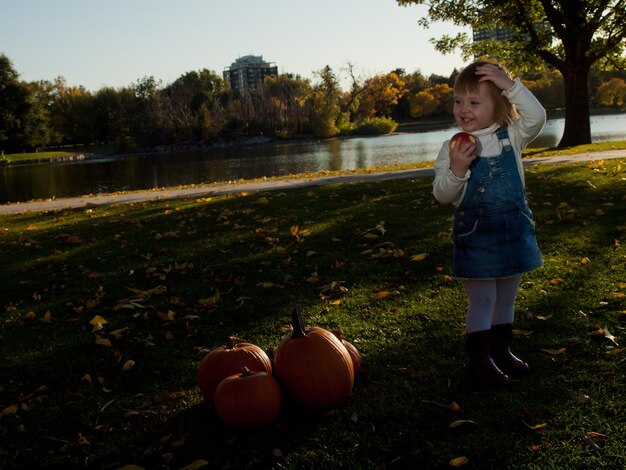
[
  {"x1": 589, "y1": 326, "x2": 605, "y2": 336},
  {"x1": 541, "y1": 348, "x2": 566, "y2": 355},
  {"x1": 110, "y1": 328, "x2": 129, "y2": 340},
  {"x1": 536, "y1": 315, "x2": 553, "y2": 321},
  {"x1": 373, "y1": 290, "x2": 392, "y2": 300},
  {"x1": 605, "y1": 347, "x2": 625, "y2": 356},
  {"x1": 1, "y1": 404, "x2": 18, "y2": 416},
  {"x1": 95, "y1": 335, "x2": 112, "y2": 347},
  {"x1": 256, "y1": 281, "x2": 281, "y2": 289},
  {"x1": 582, "y1": 434, "x2": 601, "y2": 451},
  {"x1": 604, "y1": 326, "x2": 619, "y2": 346},
  {"x1": 363, "y1": 233, "x2": 380, "y2": 239},
  {"x1": 179, "y1": 460, "x2": 209, "y2": 470},
  {"x1": 123, "y1": 360, "x2": 136, "y2": 372},
  {"x1": 198, "y1": 290, "x2": 220, "y2": 305},
  {"x1": 76, "y1": 433, "x2": 90, "y2": 446},
  {"x1": 512, "y1": 329, "x2": 534, "y2": 336},
  {"x1": 450, "y1": 456, "x2": 469, "y2": 467},
  {"x1": 410, "y1": 253, "x2": 428, "y2": 262},
  {"x1": 448, "y1": 401, "x2": 461, "y2": 412},
  {"x1": 598, "y1": 371, "x2": 616, "y2": 377},
  {"x1": 449, "y1": 419, "x2": 478, "y2": 428},
  {"x1": 157, "y1": 310, "x2": 176, "y2": 322}
]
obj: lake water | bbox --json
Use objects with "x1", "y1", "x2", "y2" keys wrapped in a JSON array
[{"x1": 2, "y1": 113, "x2": 625, "y2": 204}]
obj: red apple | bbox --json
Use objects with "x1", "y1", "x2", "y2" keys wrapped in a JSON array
[{"x1": 449, "y1": 132, "x2": 477, "y2": 151}]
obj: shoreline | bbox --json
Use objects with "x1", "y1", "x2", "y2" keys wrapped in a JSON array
[{"x1": 1, "y1": 150, "x2": 625, "y2": 215}]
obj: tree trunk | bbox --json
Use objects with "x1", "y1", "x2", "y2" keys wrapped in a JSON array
[{"x1": 558, "y1": 64, "x2": 591, "y2": 147}]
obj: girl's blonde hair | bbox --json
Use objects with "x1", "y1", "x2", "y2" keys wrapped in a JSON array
[{"x1": 454, "y1": 61, "x2": 519, "y2": 126}]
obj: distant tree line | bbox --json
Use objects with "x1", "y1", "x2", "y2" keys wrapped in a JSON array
[{"x1": 1, "y1": 53, "x2": 625, "y2": 154}]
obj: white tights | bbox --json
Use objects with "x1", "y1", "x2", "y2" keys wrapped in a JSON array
[{"x1": 463, "y1": 275, "x2": 522, "y2": 333}]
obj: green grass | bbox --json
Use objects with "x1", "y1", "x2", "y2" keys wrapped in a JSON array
[
  {"x1": 0, "y1": 158, "x2": 625, "y2": 469},
  {"x1": 523, "y1": 140, "x2": 626, "y2": 158},
  {"x1": 2, "y1": 150, "x2": 75, "y2": 162},
  {"x1": 3, "y1": 144, "x2": 118, "y2": 163}
]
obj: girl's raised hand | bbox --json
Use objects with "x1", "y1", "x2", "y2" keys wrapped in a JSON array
[
  {"x1": 475, "y1": 63, "x2": 515, "y2": 91},
  {"x1": 449, "y1": 139, "x2": 477, "y2": 178}
]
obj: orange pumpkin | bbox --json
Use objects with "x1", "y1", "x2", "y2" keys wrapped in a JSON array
[
  {"x1": 214, "y1": 367, "x2": 282, "y2": 430},
  {"x1": 197, "y1": 337, "x2": 272, "y2": 404},
  {"x1": 332, "y1": 329, "x2": 361, "y2": 374},
  {"x1": 274, "y1": 306, "x2": 354, "y2": 409}
]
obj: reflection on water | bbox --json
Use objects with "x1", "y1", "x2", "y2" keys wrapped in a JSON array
[{"x1": 2, "y1": 113, "x2": 625, "y2": 204}]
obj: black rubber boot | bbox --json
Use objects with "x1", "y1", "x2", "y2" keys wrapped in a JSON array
[
  {"x1": 466, "y1": 330, "x2": 510, "y2": 386},
  {"x1": 491, "y1": 323, "x2": 530, "y2": 377}
]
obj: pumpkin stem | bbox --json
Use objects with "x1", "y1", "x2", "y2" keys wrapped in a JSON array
[
  {"x1": 240, "y1": 366, "x2": 253, "y2": 377},
  {"x1": 290, "y1": 304, "x2": 307, "y2": 338},
  {"x1": 226, "y1": 336, "x2": 237, "y2": 349}
]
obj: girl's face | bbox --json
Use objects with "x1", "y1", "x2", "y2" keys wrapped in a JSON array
[{"x1": 453, "y1": 82, "x2": 496, "y2": 132}]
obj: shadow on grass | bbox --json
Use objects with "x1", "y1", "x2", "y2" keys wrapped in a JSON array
[{"x1": 0, "y1": 160, "x2": 624, "y2": 468}]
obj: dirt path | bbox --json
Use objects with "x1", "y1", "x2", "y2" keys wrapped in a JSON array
[{"x1": 1, "y1": 150, "x2": 625, "y2": 215}]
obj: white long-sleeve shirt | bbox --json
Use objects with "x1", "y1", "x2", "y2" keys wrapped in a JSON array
[{"x1": 432, "y1": 78, "x2": 546, "y2": 206}]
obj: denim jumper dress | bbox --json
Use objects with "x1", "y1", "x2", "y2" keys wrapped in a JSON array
[{"x1": 452, "y1": 127, "x2": 542, "y2": 279}]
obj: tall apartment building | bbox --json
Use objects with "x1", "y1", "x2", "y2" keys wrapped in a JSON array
[
  {"x1": 223, "y1": 55, "x2": 278, "y2": 95},
  {"x1": 473, "y1": 27, "x2": 514, "y2": 43},
  {"x1": 472, "y1": 26, "x2": 514, "y2": 59}
]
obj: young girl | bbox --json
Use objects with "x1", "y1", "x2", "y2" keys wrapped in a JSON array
[{"x1": 433, "y1": 61, "x2": 546, "y2": 385}]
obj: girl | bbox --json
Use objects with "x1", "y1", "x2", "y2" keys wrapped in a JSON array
[{"x1": 433, "y1": 61, "x2": 546, "y2": 385}]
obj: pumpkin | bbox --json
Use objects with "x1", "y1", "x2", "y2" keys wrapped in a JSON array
[
  {"x1": 274, "y1": 305, "x2": 354, "y2": 409},
  {"x1": 197, "y1": 337, "x2": 272, "y2": 404},
  {"x1": 332, "y1": 329, "x2": 361, "y2": 374},
  {"x1": 214, "y1": 367, "x2": 282, "y2": 430}
]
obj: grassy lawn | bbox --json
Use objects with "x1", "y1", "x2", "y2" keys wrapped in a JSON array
[
  {"x1": 523, "y1": 140, "x2": 626, "y2": 158},
  {"x1": 2, "y1": 151, "x2": 75, "y2": 162},
  {"x1": 2, "y1": 144, "x2": 118, "y2": 163},
  {"x1": 0, "y1": 158, "x2": 624, "y2": 469}
]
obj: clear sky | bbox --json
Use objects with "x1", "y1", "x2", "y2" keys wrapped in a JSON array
[{"x1": 1, "y1": 0, "x2": 469, "y2": 91}]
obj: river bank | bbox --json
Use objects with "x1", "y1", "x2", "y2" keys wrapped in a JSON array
[{"x1": 1, "y1": 150, "x2": 625, "y2": 215}]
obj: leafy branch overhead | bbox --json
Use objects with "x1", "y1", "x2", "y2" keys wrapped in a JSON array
[{"x1": 396, "y1": 0, "x2": 626, "y2": 147}]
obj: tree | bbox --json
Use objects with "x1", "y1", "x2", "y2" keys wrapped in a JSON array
[
  {"x1": 261, "y1": 74, "x2": 312, "y2": 137},
  {"x1": 594, "y1": 77, "x2": 626, "y2": 109},
  {"x1": 0, "y1": 54, "x2": 31, "y2": 152},
  {"x1": 23, "y1": 80, "x2": 58, "y2": 149},
  {"x1": 163, "y1": 69, "x2": 230, "y2": 141},
  {"x1": 397, "y1": 0, "x2": 626, "y2": 147},
  {"x1": 93, "y1": 87, "x2": 123, "y2": 145},
  {"x1": 394, "y1": 70, "x2": 429, "y2": 119},
  {"x1": 51, "y1": 80, "x2": 95, "y2": 147},
  {"x1": 355, "y1": 72, "x2": 405, "y2": 120},
  {"x1": 409, "y1": 83, "x2": 454, "y2": 118},
  {"x1": 310, "y1": 66, "x2": 343, "y2": 138},
  {"x1": 520, "y1": 67, "x2": 564, "y2": 110},
  {"x1": 130, "y1": 76, "x2": 166, "y2": 146}
]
